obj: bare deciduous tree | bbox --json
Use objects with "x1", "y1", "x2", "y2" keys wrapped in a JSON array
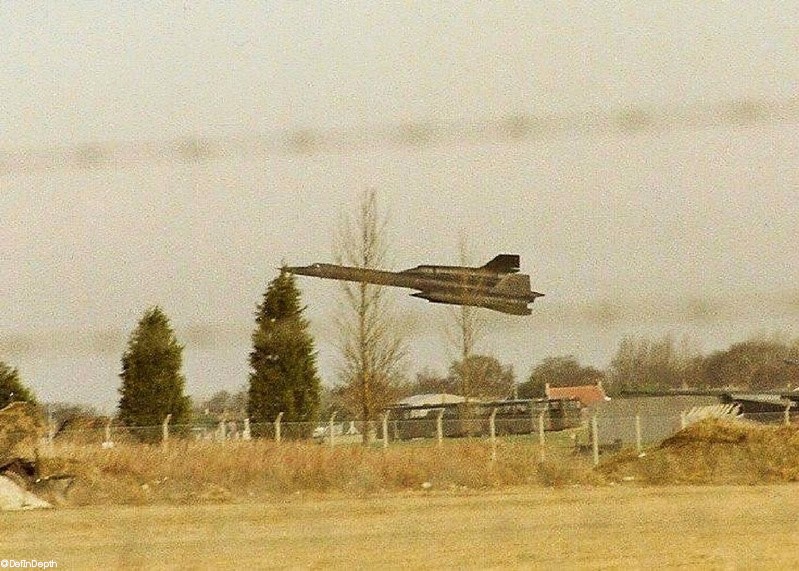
[
  {"x1": 443, "y1": 235, "x2": 484, "y2": 399},
  {"x1": 449, "y1": 355, "x2": 515, "y2": 400},
  {"x1": 335, "y1": 188, "x2": 405, "y2": 443},
  {"x1": 607, "y1": 334, "x2": 701, "y2": 393}
]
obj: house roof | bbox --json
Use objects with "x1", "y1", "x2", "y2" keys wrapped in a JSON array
[{"x1": 546, "y1": 383, "x2": 609, "y2": 407}]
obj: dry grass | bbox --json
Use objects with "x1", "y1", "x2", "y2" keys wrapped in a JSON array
[
  {"x1": 39, "y1": 418, "x2": 799, "y2": 505},
  {"x1": 0, "y1": 402, "x2": 43, "y2": 465},
  {"x1": 599, "y1": 418, "x2": 799, "y2": 485},
  {"x1": 40, "y1": 438, "x2": 600, "y2": 505},
  {"x1": 4, "y1": 486, "x2": 799, "y2": 568}
]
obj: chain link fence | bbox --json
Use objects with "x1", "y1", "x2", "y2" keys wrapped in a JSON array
[{"x1": 34, "y1": 407, "x2": 798, "y2": 465}]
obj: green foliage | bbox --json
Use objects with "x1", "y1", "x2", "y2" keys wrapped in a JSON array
[
  {"x1": 520, "y1": 356, "x2": 603, "y2": 399},
  {"x1": 118, "y1": 306, "x2": 190, "y2": 430},
  {"x1": 248, "y1": 270, "x2": 321, "y2": 429},
  {"x1": 0, "y1": 361, "x2": 37, "y2": 409}
]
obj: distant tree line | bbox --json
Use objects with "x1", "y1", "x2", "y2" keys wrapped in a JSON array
[
  {"x1": 6, "y1": 329, "x2": 799, "y2": 432},
  {"x1": 398, "y1": 355, "x2": 516, "y2": 401},
  {"x1": 517, "y1": 333, "x2": 799, "y2": 397},
  {"x1": 605, "y1": 333, "x2": 799, "y2": 393},
  {"x1": 520, "y1": 356, "x2": 604, "y2": 399}
]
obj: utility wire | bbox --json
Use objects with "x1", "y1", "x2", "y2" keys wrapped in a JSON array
[{"x1": 2, "y1": 97, "x2": 798, "y2": 174}]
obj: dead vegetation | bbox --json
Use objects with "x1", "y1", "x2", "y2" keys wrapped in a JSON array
[
  {"x1": 599, "y1": 418, "x2": 799, "y2": 485},
  {"x1": 11, "y1": 416, "x2": 799, "y2": 507},
  {"x1": 43, "y1": 439, "x2": 601, "y2": 505},
  {"x1": 0, "y1": 402, "x2": 44, "y2": 467}
]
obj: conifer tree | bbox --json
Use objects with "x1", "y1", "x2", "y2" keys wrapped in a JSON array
[
  {"x1": 0, "y1": 361, "x2": 37, "y2": 409},
  {"x1": 118, "y1": 306, "x2": 190, "y2": 432},
  {"x1": 248, "y1": 269, "x2": 321, "y2": 432}
]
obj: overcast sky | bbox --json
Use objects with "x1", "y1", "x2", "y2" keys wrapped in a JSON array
[{"x1": 2, "y1": 3, "x2": 798, "y2": 411}]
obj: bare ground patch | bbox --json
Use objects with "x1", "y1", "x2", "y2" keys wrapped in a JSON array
[{"x1": 2, "y1": 485, "x2": 799, "y2": 568}]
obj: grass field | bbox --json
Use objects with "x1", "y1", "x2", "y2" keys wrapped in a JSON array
[{"x1": 3, "y1": 484, "x2": 799, "y2": 569}]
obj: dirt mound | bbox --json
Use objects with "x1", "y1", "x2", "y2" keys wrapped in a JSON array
[
  {"x1": 663, "y1": 418, "x2": 752, "y2": 445},
  {"x1": 599, "y1": 418, "x2": 799, "y2": 485}
]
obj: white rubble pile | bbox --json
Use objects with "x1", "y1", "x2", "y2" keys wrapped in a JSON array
[{"x1": 0, "y1": 474, "x2": 52, "y2": 511}]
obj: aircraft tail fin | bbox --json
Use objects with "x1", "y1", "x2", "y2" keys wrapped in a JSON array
[
  {"x1": 492, "y1": 273, "x2": 531, "y2": 295},
  {"x1": 482, "y1": 254, "x2": 520, "y2": 273}
]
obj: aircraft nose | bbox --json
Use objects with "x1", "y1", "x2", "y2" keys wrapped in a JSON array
[{"x1": 284, "y1": 264, "x2": 316, "y2": 276}]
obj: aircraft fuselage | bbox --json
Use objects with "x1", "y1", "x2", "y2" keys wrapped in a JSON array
[{"x1": 286, "y1": 255, "x2": 544, "y2": 316}]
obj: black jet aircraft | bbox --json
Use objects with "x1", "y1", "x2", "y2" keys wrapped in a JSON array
[{"x1": 286, "y1": 254, "x2": 543, "y2": 315}]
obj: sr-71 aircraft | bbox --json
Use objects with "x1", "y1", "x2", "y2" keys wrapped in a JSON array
[{"x1": 286, "y1": 254, "x2": 543, "y2": 315}]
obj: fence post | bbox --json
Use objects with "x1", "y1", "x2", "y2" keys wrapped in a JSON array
[
  {"x1": 46, "y1": 405, "x2": 55, "y2": 454},
  {"x1": 538, "y1": 411, "x2": 545, "y2": 462},
  {"x1": 436, "y1": 408, "x2": 445, "y2": 447},
  {"x1": 635, "y1": 414, "x2": 643, "y2": 456},
  {"x1": 275, "y1": 412, "x2": 284, "y2": 443},
  {"x1": 329, "y1": 412, "x2": 337, "y2": 448},
  {"x1": 243, "y1": 418, "x2": 251, "y2": 440},
  {"x1": 365, "y1": 420, "x2": 375, "y2": 445},
  {"x1": 489, "y1": 407, "x2": 498, "y2": 462},
  {"x1": 785, "y1": 404, "x2": 791, "y2": 426},
  {"x1": 591, "y1": 414, "x2": 599, "y2": 466},
  {"x1": 162, "y1": 414, "x2": 172, "y2": 449},
  {"x1": 47, "y1": 422, "x2": 54, "y2": 454},
  {"x1": 102, "y1": 419, "x2": 114, "y2": 449},
  {"x1": 382, "y1": 411, "x2": 390, "y2": 449}
]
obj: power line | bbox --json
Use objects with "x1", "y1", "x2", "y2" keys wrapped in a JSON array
[{"x1": 2, "y1": 97, "x2": 798, "y2": 174}]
